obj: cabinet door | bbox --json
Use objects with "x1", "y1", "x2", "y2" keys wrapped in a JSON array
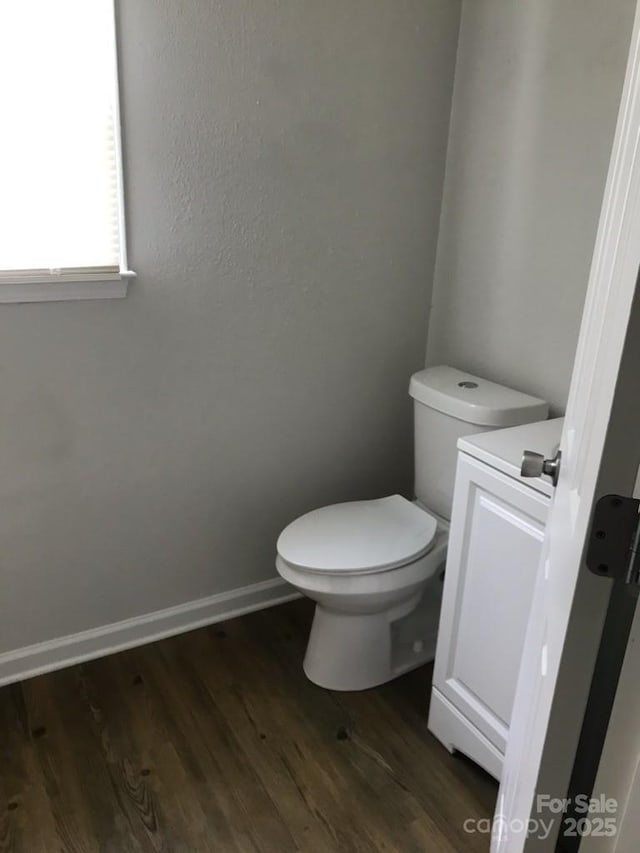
[{"x1": 433, "y1": 452, "x2": 549, "y2": 754}]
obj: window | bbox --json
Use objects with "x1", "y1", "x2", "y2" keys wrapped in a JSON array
[{"x1": 0, "y1": 0, "x2": 133, "y2": 302}]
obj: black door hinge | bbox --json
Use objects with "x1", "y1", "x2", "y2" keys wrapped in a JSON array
[{"x1": 586, "y1": 495, "x2": 640, "y2": 589}]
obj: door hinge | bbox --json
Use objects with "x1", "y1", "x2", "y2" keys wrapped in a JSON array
[{"x1": 586, "y1": 495, "x2": 640, "y2": 588}]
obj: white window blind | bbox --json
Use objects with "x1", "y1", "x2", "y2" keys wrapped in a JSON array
[{"x1": 0, "y1": 0, "x2": 129, "y2": 288}]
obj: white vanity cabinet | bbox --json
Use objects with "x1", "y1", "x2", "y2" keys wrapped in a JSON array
[{"x1": 428, "y1": 418, "x2": 563, "y2": 780}]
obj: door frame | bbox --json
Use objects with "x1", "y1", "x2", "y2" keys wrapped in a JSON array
[
  {"x1": 581, "y1": 579, "x2": 640, "y2": 852},
  {"x1": 493, "y1": 3, "x2": 640, "y2": 849}
]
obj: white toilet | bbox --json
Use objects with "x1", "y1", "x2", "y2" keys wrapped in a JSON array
[{"x1": 276, "y1": 365, "x2": 548, "y2": 691}]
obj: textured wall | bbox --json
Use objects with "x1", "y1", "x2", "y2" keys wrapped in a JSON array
[
  {"x1": 426, "y1": 0, "x2": 634, "y2": 413},
  {"x1": 0, "y1": 0, "x2": 461, "y2": 652}
]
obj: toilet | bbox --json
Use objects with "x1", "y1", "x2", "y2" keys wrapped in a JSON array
[{"x1": 276, "y1": 365, "x2": 548, "y2": 691}]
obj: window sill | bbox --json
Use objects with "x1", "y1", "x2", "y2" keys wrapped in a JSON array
[{"x1": 0, "y1": 271, "x2": 136, "y2": 304}]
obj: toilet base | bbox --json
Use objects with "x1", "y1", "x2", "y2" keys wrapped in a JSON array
[{"x1": 303, "y1": 575, "x2": 443, "y2": 691}]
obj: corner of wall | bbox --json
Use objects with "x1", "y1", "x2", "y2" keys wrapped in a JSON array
[{"x1": 423, "y1": 0, "x2": 466, "y2": 370}]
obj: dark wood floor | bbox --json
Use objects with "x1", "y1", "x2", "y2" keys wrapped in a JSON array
[{"x1": 0, "y1": 599, "x2": 496, "y2": 852}]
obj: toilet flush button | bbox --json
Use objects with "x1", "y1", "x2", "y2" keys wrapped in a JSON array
[{"x1": 458, "y1": 381, "x2": 479, "y2": 389}]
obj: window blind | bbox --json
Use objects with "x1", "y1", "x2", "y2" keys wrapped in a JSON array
[{"x1": 0, "y1": 0, "x2": 124, "y2": 279}]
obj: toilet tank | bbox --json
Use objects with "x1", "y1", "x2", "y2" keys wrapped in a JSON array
[{"x1": 409, "y1": 366, "x2": 549, "y2": 519}]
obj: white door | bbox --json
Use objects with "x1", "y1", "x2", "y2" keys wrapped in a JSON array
[{"x1": 493, "y1": 2, "x2": 640, "y2": 849}]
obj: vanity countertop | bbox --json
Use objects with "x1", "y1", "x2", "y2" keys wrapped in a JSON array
[{"x1": 458, "y1": 417, "x2": 564, "y2": 498}]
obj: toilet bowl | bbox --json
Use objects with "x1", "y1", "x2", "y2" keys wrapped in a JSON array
[
  {"x1": 276, "y1": 495, "x2": 448, "y2": 690},
  {"x1": 276, "y1": 366, "x2": 549, "y2": 691}
]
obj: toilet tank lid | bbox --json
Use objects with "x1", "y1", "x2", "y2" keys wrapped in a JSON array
[{"x1": 409, "y1": 366, "x2": 549, "y2": 427}]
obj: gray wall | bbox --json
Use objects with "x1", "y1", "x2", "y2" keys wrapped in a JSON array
[
  {"x1": 426, "y1": 0, "x2": 634, "y2": 413},
  {"x1": 0, "y1": 0, "x2": 461, "y2": 653}
]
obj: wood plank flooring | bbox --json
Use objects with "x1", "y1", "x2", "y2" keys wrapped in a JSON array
[{"x1": 0, "y1": 599, "x2": 497, "y2": 852}]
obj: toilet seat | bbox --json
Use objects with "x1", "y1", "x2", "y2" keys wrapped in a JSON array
[{"x1": 276, "y1": 495, "x2": 437, "y2": 575}]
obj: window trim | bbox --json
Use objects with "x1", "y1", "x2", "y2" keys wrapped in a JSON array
[
  {"x1": 0, "y1": 270, "x2": 136, "y2": 304},
  {"x1": 1, "y1": 0, "x2": 134, "y2": 304}
]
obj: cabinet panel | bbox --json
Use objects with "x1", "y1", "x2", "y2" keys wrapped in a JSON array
[{"x1": 431, "y1": 453, "x2": 549, "y2": 757}]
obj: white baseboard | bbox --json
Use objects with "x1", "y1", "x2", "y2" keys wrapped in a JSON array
[{"x1": 0, "y1": 577, "x2": 300, "y2": 687}]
